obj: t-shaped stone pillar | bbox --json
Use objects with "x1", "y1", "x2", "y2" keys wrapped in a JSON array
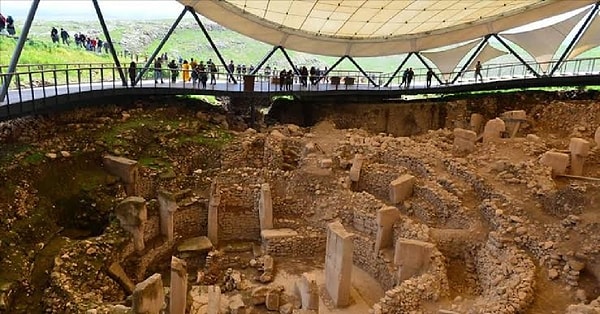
[
  {"x1": 349, "y1": 154, "x2": 365, "y2": 182},
  {"x1": 453, "y1": 128, "x2": 477, "y2": 152},
  {"x1": 259, "y1": 183, "x2": 273, "y2": 230},
  {"x1": 103, "y1": 155, "x2": 139, "y2": 196},
  {"x1": 295, "y1": 272, "x2": 319, "y2": 310},
  {"x1": 170, "y1": 256, "x2": 187, "y2": 314},
  {"x1": 483, "y1": 118, "x2": 506, "y2": 143},
  {"x1": 540, "y1": 151, "x2": 570, "y2": 176},
  {"x1": 500, "y1": 110, "x2": 527, "y2": 138},
  {"x1": 325, "y1": 221, "x2": 354, "y2": 307},
  {"x1": 394, "y1": 238, "x2": 435, "y2": 282},
  {"x1": 132, "y1": 273, "x2": 164, "y2": 314},
  {"x1": 595, "y1": 127, "x2": 600, "y2": 146},
  {"x1": 158, "y1": 190, "x2": 178, "y2": 242},
  {"x1": 116, "y1": 196, "x2": 147, "y2": 252},
  {"x1": 569, "y1": 138, "x2": 591, "y2": 176}
]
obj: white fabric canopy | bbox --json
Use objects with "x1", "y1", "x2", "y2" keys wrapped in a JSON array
[
  {"x1": 180, "y1": 0, "x2": 595, "y2": 56},
  {"x1": 569, "y1": 12, "x2": 600, "y2": 59},
  {"x1": 502, "y1": 9, "x2": 589, "y2": 72},
  {"x1": 421, "y1": 41, "x2": 479, "y2": 80},
  {"x1": 466, "y1": 44, "x2": 509, "y2": 70}
]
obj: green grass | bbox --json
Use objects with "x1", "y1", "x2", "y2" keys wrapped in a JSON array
[{"x1": 177, "y1": 129, "x2": 233, "y2": 148}]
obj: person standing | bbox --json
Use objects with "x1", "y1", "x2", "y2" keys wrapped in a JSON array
[
  {"x1": 5, "y1": 15, "x2": 14, "y2": 35},
  {"x1": 182, "y1": 60, "x2": 190, "y2": 82},
  {"x1": 426, "y1": 69, "x2": 433, "y2": 88},
  {"x1": 154, "y1": 58, "x2": 164, "y2": 84},
  {"x1": 406, "y1": 68, "x2": 414, "y2": 89},
  {"x1": 475, "y1": 61, "x2": 483, "y2": 82},
  {"x1": 128, "y1": 61, "x2": 137, "y2": 87},
  {"x1": 60, "y1": 28, "x2": 69, "y2": 45},
  {"x1": 227, "y1": 60, "x2": 235, "y2": 83},
  {"x1": 210, "y1": 63, "x2": 217, "y2": 85},
  {"x1": 168, "y1": 59, "x2": 178, "y2": 83},
  {"x1": 51, "y1": 27, "x2": 59, "y2": 43}
]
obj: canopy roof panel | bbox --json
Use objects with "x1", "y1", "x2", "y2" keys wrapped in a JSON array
[{"x1": 179, "y1": 0, "x2": 595, "y2": 56}]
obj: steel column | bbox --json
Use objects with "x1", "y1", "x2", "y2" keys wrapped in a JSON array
[
  {"x1": 452, "y1": 36, "x2": 490, "y2": 84},
  {"x1": 550, "y1": 3, "x2": 600, "y2": 76},
  {"x1": 344, "y1": 56, "x2": 378, "y2": 87},
  {"x1": 0, "y1": 0, "x2": 40, "y2": 102},
  {"x1": 92, "y1": 0, "x2": 127, "y2": 86},
  {"x1": 135, "y1": 7, "x2": 187, "y2": 85},
  {"x1": 384, "y1": 53, "x2": 413, "y2": 87},
  {"x1": 251, "y1": 45, "x2": 279, "y2": 75},
  {"x1": 414, "y1": 53, "x2": 444, "y2": 85},
  {"x1": 188, "y1": 7, "x2": 236, "y2": 84},
  {"x1": 493, "y1": 34, "x2": 540, "y2": 78}
]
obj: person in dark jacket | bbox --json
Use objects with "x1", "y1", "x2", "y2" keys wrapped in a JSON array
[
  {"x1": 6, "y1": 15, "x2": 15, "y2": 35},
  {"x1": 168, "y1": 60, "x2": 178, "y2": 83},
  {"x1": 128, "y1": 61, "x2": 137, "y2": 87}
]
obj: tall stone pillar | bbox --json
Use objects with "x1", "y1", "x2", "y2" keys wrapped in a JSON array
[
  {"x1": 470, "y1": 113, "x2": 484, "y2": 134},
  {"x1": 132, "y1": 273, "x2": 164, "y2": 314},
  {"x1": 569, "y1": 138, "x2": 591, "y2": 176},
  {"x1": 595, "y1": 127, "x2": 600, "y2": 146},
  {"x1": 389, "y1": 174, "x2": 415, "y2": 204},
  {"x1": 325, "y1": 221, "x2": 354, "y2": 307},
  {"x1": 170, "y1": 256, "x2": 187, "y2": 314},
  {"x1": 375, "y1": 206, "x2": 400, "y2": 254},
  {"x1": 158, "y1": 190, "x2": 178, "y2": 241},
  {"x1": 115, "y1": 196, "x2": 147, "y2": 252},
  {"x1": 208, "y1": 181, "x2": 221, "y2": 246},
  {"x1": 259, "y1": 183, "x2": 273, "y2": 230},
  {"x1": 349, "y1": 154, "x2": 364, "y2": 182}
]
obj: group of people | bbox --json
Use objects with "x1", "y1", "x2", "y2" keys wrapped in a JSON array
[
  {"x1": 0, "y1": 13, "x2": 15, "y2": 35},
  {"x1": 400, "y1": 68, "x2": 415, "y2": 89},
  {"x1": 50, "y1": 27, "x2": 109, "y2": 53}
]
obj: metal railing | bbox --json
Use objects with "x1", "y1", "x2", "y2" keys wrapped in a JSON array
[{"x1": 1, "y1": 57, "x2": 599, "y2": 109}]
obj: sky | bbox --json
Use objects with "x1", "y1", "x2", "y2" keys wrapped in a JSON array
[{"x1": 0, "y1": 0, "x2": 184, "y2": 20}]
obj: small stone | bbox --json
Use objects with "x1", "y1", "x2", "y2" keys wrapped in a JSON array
[
  {"x1": 86, "y1": 247, "x2": 97, "y2": 255},
  {"x1": 548, "y1": 269, "x2": 559, "y2": 280},
  {"x1": 60, "y1": 151, "x2": 71, "y2": 157},
  {"x1": 45, "y1": 153, "x2": 57, "y2": 159}
]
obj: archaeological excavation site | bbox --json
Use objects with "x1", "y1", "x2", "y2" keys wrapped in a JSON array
[{"x1": 0, "y1": 91, "x2": 600, "y2": 314}]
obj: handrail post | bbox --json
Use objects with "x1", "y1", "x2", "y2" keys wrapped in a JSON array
[{"x1": 0, "y1": 0, "x2": 41, "y2": 102}]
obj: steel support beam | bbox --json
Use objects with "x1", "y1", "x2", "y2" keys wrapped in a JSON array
[
  {"x1": 135, "y1": 7, "x2": 187, "y2": 85},
  {"x1": 384, "y1": 53, "x2": 413, "y2": 87},
  {"x1": 279, "y1": 47, "x2": 300, "y2": 75},
  {"x1": 414, "y1": 53, "x2": 444, "y2": 85},
  {"x1": 452, "y1": 36, "x2": 490, "y2": 84},
  {"x1": 493, "y1": 34, "x2": 540, "y2": 78},
  {"x1": 313, "y1": 55, "x2": 346, "y2": 84},
  {"x1": 550, "y1": 3, "x2": 600, "y2": 77},
  {"x1": 188, "y1": 7, "x2": 236, "y2": 84},
  {"x1": 251, "y1": 45, "x2": 279, "y2": 75},
  {"x1": 0, "y1": 0, "x2": 40, "y2": 102},
  {"x1": 342, "y1": 56, "x2": 378, "y2": 87},
  {"x1": 92, "y1": 0, "x2": 127, "y2": 86}
]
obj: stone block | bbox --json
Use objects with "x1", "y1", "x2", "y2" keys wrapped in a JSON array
[
  {"x1": 229, "y1": 293, "x2": 245, "y2": 314},
  {"x1": 349, "y1": 154, "x2": 364, "y2": 182},
  {"x1": 115, "y1": 196, "x2": 147, "y2": 252},
  {"x1": 453, "y1": 128, "x2": 478, "y2": 141},
  {"x1": 295, "y1": 273, "x2": 319, "y2": 310},
  {"x1": 453, "y1": 128, "x2": 477, "y2": 152},
  {"x1": 132, "y1": 273, "x2": 164, "y2": 314},
  {"x1": 208, "y1": 182, "x2": 221, "y2": 245},
  {"x1": 318, "y1": 159, "x2": 333, "y2": 168},
  {"x1": 470, "y1": 113, "x2": 484, "y2": 134},
  {"x1": 325, "y1": 222, "x2": 354, "y2": 308},
  {"x1": 259, "y1": 183, "x2": 273, "y2": 230},
  {"x1": 177, "y1": 236, "x2": 213, "y2": 253},
  {"x1": 375, "y1": 206, "x2": 400, "y2": 252},
  {"x1": 540, "y1": 151, "x2": 569, "y2": 176},
  {"x1": 569, "y1": 138, "x2": 591, "y2": 157},
  {"x1": 501, "y1": 110, "x2": 527, "y2": 121},
  {"x1": 266, "y1": 291, "x2": 280, "y2": 311},
  {"x1": 483, "y1": 118, "x2": 506, "y2": 143},
  {"x1": 595, "y1": 127, "x2": 600, "y2": 145},
  {"x1": 389, "y1": 174, "x2": 415, "y2": 204},
  {"x1": 103, "y1": 155, "x2": 139, "y2": 195},
  {"x1": 394, "y1": 239, "x2": 435, "y2": 282},
  {"x1": 108, "y1": 262, "x2": 135, "y2": 294},
  {"x1": 261, "y1": 228, "x2": 298, "y2": 240}
]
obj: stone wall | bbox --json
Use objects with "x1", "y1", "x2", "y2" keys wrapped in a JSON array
[
  {"x1": 174, "y1": 204, "x2": 207, "y2": 239},
  {"x1": 357, "y1": 163, "x2": 406, "y2": 201},
  {"x1": 262, "y1": 232, "x2": 326, "y2": 257},
  {"x1": 352, "y1": 233, "x2": 396, "y2": 291},
  {"x1": 413, "y1": 182, "x2": 470, "y2": 228},
  {"x1": 371, "y1": 247, "x2": 449, "y2": 314}
]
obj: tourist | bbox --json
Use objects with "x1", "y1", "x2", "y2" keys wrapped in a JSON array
[
  {"x1": 51, "y1": 27, "x2": 59, "y2": 43},
  {"x1": 426, "y1": 69, "x2": 433, "y2": 88},
  {"x1": 228, "y1": 60, "x2": 235, "y2": 83},
  {"x1": 128, "y1": 61, "x2": 137, "y2": 87},
  {"x1": 475, "y1": 61, "x2": 483, "y2": 82},
  {"x1": 406, "y1": 68, "x2": 414, "y2": 89},
  {"x1": 190, "y1": 58, "x2": 198, "y2": 72},
  {"x1": 286, "y1": 70, "x2": 293, "y2": 91},
  {"x1": 210, "y1": 62, "x2": 217, "y2": 85},
  {"x1": 191, "y1": 64, "x2": 199, "y2": 87},
  {"x1": 5, "y1": 15, "x2": 14, "y2": 35},
  {"x1": 198, "y1": 61, "x2": 208, "y2": 89},
  {"x1": 279, "y1": 69, "x2": 286, "y2": 91},
  {"x1": 168, "y1": 59, "x2": 179, "y2": 83},
  {"x1": 182, "y1": 60, "x2": 191, "y2": 82},
  {"x1": 0, "y1": 13, "x2": 6, "y2": 34},
  {"x1": 154, "y1": 58, "x2": 164, "y2": 84},
  {"x1": 60, "y1": 28, "x2": 69, "y2": 45}
]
